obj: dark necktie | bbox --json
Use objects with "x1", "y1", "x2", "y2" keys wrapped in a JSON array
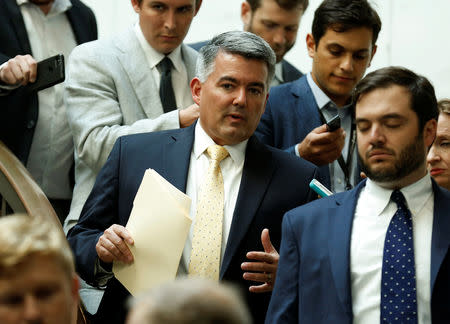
[
  {"x1": 158, "y1": 56, "x2": 177, "y2": 113},
  {"x1": 380, "y1": 189, "x2": 418, "y2": 323}
]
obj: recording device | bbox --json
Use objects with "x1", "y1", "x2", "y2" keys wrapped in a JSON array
[
  {"x1": 309, "y1": 179, "x2": 333, "y2": 197},
  {"x1": 326, "y1": 115, "x2": 341, "y2": 132},
  {"x1": 26, "y1": 54, "x2": 65, "y2": 92}
]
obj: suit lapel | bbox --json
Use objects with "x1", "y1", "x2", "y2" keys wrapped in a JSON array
[
  {"x1": 328, "y1": 180, "x2": 366, "y2": 315},
  {"x1": 5, "y1": 0, "x2": 31, "y2": 54},
  {"x1": 220, "y1": 137, "x2": 276, "y2": 278},
  {"x1": 160, "y1": 125, "x2": 195, "y2": 193},
  {"x1": 430, "y1": 181, "x2": 450, "y2": 292},
  {"x1": 181, "y1": 44, "x2": 197, "y2": 81},
  {"x1": 114, "y1": 28, "x2": 163, "y2": 118},
  {"x1": 66, "y1": 2, "x2": 91, "y2": 45}
]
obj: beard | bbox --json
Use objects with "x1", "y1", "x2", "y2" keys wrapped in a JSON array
[
  {"x1": 359, "y1": 134, "x2": 426, "y2": 183},
  {"x1": 246, "y1": 22, "x2": 293, "y2": 63}
]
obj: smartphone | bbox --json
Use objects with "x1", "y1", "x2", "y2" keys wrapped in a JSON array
[
  {"x1": 326, "y1": 115, "x2": 341, "y2": 132},
  {"x1": 309, "y1": 179, "x2": 333, "y2": 197},
  {"x1": 26, "y1": 54, "x2": 65, "y2": 92}
]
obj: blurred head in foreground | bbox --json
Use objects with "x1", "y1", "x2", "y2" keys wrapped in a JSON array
[
  {"x1": 0, "y1": 214, "x2": 79, "y2": 324},
  {"x1": 126, "y1": 278, "x2": 252, "y2": 324}
]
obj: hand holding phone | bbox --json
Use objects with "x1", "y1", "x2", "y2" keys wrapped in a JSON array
[
  {"x1": 25, "y1": 54, "x2": 65, "y2": 92},
  {"x1": 326, "y1": 115, "x2": 341, "y2": 132}
]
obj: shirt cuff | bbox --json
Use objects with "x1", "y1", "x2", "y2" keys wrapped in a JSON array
[{"x1": 94, "y1": 258, "x2": 114, "y2": 287}]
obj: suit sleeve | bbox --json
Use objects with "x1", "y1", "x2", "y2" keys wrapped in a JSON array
[
  {"x1": 265, "y1": 211, "x2": 300, "y2": 323},
  {"x1": 67, "y1": 137, "x2": 122, "y2": 286},
  {"x1": 65, "y1": 44, "x2": 180, "y2": 174}
]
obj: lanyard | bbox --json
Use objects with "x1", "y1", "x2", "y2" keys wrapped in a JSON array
[{"x1": 317, "y1": 109, "x2": 356, "y2": 190}]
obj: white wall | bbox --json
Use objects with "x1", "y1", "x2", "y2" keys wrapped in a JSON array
[{"x1": 82, "y1": 0, "x2": 450, "y2": 98}]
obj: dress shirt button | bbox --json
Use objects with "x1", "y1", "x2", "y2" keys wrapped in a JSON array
[{"x1": 26, "y1": 120, "x2": 35, "y2": 129}]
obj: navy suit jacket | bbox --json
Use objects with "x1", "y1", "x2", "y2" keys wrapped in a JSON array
[
  {"x1": 190, "y1": 40, "x2": 303, "y2": 83},
  {"x1": 255, "y1": 75, "x2": 334, "y2": 188},
  {"x1": 0, "y1": 0, "x2": 97, "y2": 163},
  {"x1": 266, "y1": 179, "x2": 450, "y2": 324},
  {"x1": 68, "y1": 124, "x2": 320, "y2": 324}
]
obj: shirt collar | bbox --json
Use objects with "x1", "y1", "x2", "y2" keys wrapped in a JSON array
[
  {"x1": 134, "y1": 22, "x2": 183, "y2": 72},
  {"x1": 365, "y1": 174, "x2": 433, "y2": 217},
  {"x1": 194, "y1": 122, "x2": 248, "y2": 165},
  {"x1": 17, "y1": 0, "x2": 72, "y2": 15},
  {"x1": 273, "y1": 62, "x2": 283, "y2": 84},
  {"x1": 306, "y1": 73, "x2": 353, "y2": 115}
]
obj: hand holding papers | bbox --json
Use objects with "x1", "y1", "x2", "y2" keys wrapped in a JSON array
[{"x1": 113, "y1": 169, "x2": 192, "y2": 296}]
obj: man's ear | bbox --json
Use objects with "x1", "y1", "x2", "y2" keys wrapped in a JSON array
[
  {"x1": 131, "y1": 0, "x2": 140, "y2": 13},
  {"x1": 367, "y1": 44, "x2": 377, "y2": 67},
  {"x1": 423, "y1": 118, "x2": 438, "y2": 148},
  {"x1": 306, "y1": 33, "x2": 316, "y2": 59},
  {"x1": 190, "y1": 77, "x2": 202, "y2": 105},
  {"x1": 194, "y1": 0, "x2": 202, "y2": 15},
  {"x1": 241, "y1": 1, "x2": 252, "y2": 28}
]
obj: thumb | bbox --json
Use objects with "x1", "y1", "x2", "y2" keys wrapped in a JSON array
[{"x1": 261, "y1": 228, "x2": 275, "y2": 253}]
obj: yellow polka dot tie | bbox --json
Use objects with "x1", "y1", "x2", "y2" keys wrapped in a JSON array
[{"x1": 189, "y1": 145, "x2": 229, "y2": 280}]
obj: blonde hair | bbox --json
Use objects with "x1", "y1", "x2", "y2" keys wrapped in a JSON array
[
  {"x1": 0, "y1": 214, "x2": 75, "y2": 278},
  {"x1": 438, "y1": 99, "x2": 450, "y2": 115}
]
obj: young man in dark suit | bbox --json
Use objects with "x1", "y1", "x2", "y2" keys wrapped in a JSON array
[
  {"x1": 255, "y1": 0, "x2": 381, "y2": 192},
  {"x1": 68, "y1": 31, "x2": 320, "y2": 324},
  {"x1": 267, "y1": 66, "x2": 450, "y2": 323}
]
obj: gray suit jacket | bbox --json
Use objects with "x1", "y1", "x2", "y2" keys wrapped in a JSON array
[{"x1": 64, "y1": 27, "x2": 198, "y2": 231}]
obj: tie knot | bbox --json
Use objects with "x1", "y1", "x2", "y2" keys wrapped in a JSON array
[
  {"x1": 158, "y1": 56, "x2": 172, "y2": 73},
  {"x1": 391, "y1": 189, "x2": 407, "y2": 208},
  {"x1": 207, "y1": 145, "x2": 229, "y2": 163}
]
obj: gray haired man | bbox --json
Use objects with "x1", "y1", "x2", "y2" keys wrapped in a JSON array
[{"x1": 68, "y1": 31, "x2": 320, "y2": 324}]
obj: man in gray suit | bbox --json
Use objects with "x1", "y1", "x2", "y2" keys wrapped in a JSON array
[
  {"x1": 64, "y1": 0, "x2": 202, "y2": 233},
  {"x1": 64, "y1": 0, "x2": 201, "y2": 318}
]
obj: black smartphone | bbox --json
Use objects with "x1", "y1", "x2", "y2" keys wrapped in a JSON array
[
  {"x1": 26, "y1": 54, "x2": 65, "y2": 92},
  {"x1": 326, "y1": 115, "x2": 341, "y2": 132}
]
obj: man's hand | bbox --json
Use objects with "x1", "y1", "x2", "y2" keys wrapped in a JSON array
[
  {"x1": 0, "y1": 55, "x2": 37, "y2": 85},
  {"x1": 179, "y1": 103, "x2": 200, "y2": 128},
  {"x1": 241, "y1": 228, "x2": 279, "y2": 293},
  {"x1": 96, "y1": 224, "x2": 134, "y2": 264},
  {"x1": 297, "y1": 124, "x2": 345, "y2": 166}
]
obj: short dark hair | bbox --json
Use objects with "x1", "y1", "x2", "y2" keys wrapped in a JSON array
[
  {"x1": 353, "y1": 66, "x2": 438, "y2": 131},
  {"x1": 246, "y1": 0, "x2": 309, "y2": 11},
  {"x1": 312, "y1": 0, "x2": 381, "y2": 46}
]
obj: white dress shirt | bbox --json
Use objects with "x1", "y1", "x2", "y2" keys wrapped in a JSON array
[
  {"x1": 134, "y1": 23, "x2": 193, "y2": 110},
  {"x1": 351, "y1": 175, "x2": 434, "y2": 324},
  {"x1": 178, "y1": 122, "x2": 247, "y2": 275},
  {"x1": 17, "y1": 0, "x2": 76, "y2": 199},
  {"x1": 297, "y1": 73, "x2": 357, "y2": 193}
]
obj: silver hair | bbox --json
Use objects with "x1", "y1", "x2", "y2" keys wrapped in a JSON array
[
  {"x1": 127, "y1": 278, "x2": 252, "y2": 324},
  {"x1": 196, "y1": 31, "x2": 276, "y2": 86}
]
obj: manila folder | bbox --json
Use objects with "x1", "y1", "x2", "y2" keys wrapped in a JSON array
[{"x1": 113, "y1": 169, "x2": 191, "y2": 296}]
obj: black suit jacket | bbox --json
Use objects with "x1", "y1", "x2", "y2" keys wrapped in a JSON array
[
  {"x1": 190, "y1": 40, "x2": 303, "y2": 83},
  {"x1": 0, "y1": 0, "x2": 97, "y2": 163},
  {"x1": 68, "y1": 124, "x2": 320, "y2": 323}
]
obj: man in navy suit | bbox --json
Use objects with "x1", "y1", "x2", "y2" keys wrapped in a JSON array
[
  {"x1": 255, "y1": 0, "x2": 381, "y2": 192},
  {"x1": 0, "y1": 0, "x2": 97, "y2": 222},
  {"x1": 266, "y1": 66, "x2": 450, "y2": 323},
  {"x1": 190, "y1": 0, "x2": 307, "y2": 87},
  {"x1": 68, "y1": 31, "x2": 320, "y2": 324}
]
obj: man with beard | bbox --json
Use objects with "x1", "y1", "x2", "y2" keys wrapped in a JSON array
[
  {"x1": 190, "y1": 0, "x2": 307, "y2": 87},
  {"x1": 266, "y1": 66, "x2": 450, "y2": 323}
]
